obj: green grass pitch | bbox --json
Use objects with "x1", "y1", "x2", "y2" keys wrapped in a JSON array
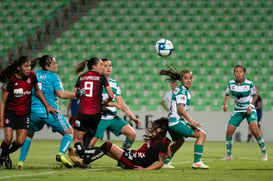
[{"x1": 0, "y1": 140, "x2": 272, "y2": 181}]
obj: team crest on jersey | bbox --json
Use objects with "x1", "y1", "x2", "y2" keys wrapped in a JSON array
[
  {"x1": 243, "y1": 86, "x2": 249, "y2": 91},
  {"x1": 14, "y1": 82, "x2": 18, "y2": 86},
  {"x1": 231, "y1": 85, "x2": 236, "y2": 90},
  {"x1": 27, "y1": 78, "x2": 32, "y2": 84},
  {"x1": 5, "y1": 118, "x2": 9, "y2": 124}
]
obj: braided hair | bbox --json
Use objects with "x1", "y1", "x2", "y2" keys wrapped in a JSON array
[{"x1": 143, "y1": 117, "x2": 169, "y2": 142}]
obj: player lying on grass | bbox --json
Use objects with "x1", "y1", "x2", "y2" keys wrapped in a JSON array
[{"x1": 69, "y1": 117, "x2": 171, "y2": 170}]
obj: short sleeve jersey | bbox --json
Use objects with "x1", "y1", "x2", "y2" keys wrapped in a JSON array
[
  {"x1": 168, "y1": 84, "x2": 191, "y2": 125},
  {"x1": 225, "y1": 79, "x2": 256, "y2": 111},
  {"x1": 133, "y1": 137, "x2": 171, "y2": 167},
  {"x1": 101, "y1": 78, "x2": 121, "y2": 120},
  {"x1": 1, "y1": 71, "x2": 37, "y2": 115},
  {"x1": 75, "y1": 71, "x2": 109, "y2": 115},
  {"x1": 31, "y1": 70, "x2": 64, "y2": 117}
]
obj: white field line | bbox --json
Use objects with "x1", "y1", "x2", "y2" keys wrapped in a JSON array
[
  {"x1": 0, "y1": 159, "x2": 219, "y2": 179},
  {"x1": 0, "y1": 168, "x2": 104, "y2": 179}
]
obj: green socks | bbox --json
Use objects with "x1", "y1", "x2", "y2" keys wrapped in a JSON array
[
  {"x1": 194, "y1": 144, "x2": 204, "y2": 163},
  {"x1": 256, "y1": 136, "x2": 267, "y2": 154},
  {"x1": 226, "y1": 137, "x2": 233, "y2": 156}
]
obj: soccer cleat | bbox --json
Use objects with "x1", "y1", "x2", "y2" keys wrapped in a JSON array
[
  {"x1": 69, "y1": 155, "x2": 88, "y2": 168},
  {"x1": 192, "y1": 161, "x2": 209, "y2": 169},
  {"x1": 220, "y1": 155, "x2": 232, "y2": 160},
  {"x1": 56, "y1": 153, "x2": 73, "y2": 168},
  {"x1": 16, "y1": 161, "x2": 24, "y2": 169},
  {"x1": 4, "y1": 155, "x2": 12, "y2": 169},
  {"x1": 262, "y1": 153, "x2": 268, "y2": 161},
  {"x1": 162, "y1": 162, "x2": 175, "y2": 168}
]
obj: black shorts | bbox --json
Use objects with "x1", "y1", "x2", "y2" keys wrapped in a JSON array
[
  {"x1": 4, "y1": 110, "x2": 30, "y2": 130},
  {"x1": 74, "y1": 112, "x2": 101, "y2": 132},
  {"x1": 69, "y1": 115, "x2": 76, "y2": 128},
  {"x1": 118, "y1": 149, "x2": 142, "y2": 169}
]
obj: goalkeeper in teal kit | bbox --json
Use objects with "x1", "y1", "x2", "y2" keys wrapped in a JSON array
[{"x1": 16, "y1": 55, "x2": 85, "y2": 169}]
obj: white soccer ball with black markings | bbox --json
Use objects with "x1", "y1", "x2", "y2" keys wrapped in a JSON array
[{"x1": 155, "y1": 39, "x2": 174, "y2": 57}]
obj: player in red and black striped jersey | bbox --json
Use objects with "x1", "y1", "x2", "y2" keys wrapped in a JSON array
[
  {"x1": 73, "y1": 57, "x2": 114, "y2": 157},
  {"x1": 0, "y1": 56, "x2": 57, "y2": 169},
  {"x1": 70, "y1": 117, "x2": 171, "y2": 170}
]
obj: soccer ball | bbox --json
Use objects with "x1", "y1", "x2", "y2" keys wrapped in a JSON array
[{"x1": 155, "y1": 39, "x2": 174, "y2": 57}]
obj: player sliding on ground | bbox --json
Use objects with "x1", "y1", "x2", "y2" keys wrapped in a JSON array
[{"x1": 69, "y1": 117, "x2": 171, "y2": 170}]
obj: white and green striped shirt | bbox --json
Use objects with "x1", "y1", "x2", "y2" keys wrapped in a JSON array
[
  {"x1": 225, "y1": 79, "x2": 256, "y2": 112},
  {"x1": 102, "y1": 78, "x2": 121, "y2": 120},
  {"x1": 168, "y1": 84, "x2": 191, "y2": 126}
]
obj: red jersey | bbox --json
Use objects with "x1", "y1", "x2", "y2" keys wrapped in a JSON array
[
  {"x1": 1, "y1": 71, "x2": 37, "y2": 115},
  {"x1": 75, "y1": 71, "x2": 109, "y2": 115},
  {"x1": 131, "y1": 137, "x2": 171, "y2": 168}
]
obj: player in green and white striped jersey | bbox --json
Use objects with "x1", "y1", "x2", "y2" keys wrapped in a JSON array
[
  {"x1": 222, "y1": 65, "x2": 267, "y2": 161},
  {"x1": 160, "y1": 65, "x2": 209, "y2": 169},
  {"x1": 89, "y1": 59, "x2": 141, "y2": 149}
]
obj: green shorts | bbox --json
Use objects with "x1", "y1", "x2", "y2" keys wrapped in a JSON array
[
  {"x1": 95, "y1": 116, "x2": 128, "y2": 138},
  {"x1": 168, "y1": 118, "x2": 194, "y2": 141},
  {"x1": 228, "y1": 111, "x2": 257, "y2": 127}
]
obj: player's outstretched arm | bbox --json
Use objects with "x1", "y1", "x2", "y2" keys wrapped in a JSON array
[
  {"x1": 115, "y1": 96, "x2": 141, "y2": 127},
  {"x1": 134, "y1": 154, "x2": 166, "y2": 170}
]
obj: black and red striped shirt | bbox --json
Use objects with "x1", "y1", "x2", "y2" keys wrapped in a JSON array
[{"x1": 1, "y1": 71, "x2": 37, "y2": 115}]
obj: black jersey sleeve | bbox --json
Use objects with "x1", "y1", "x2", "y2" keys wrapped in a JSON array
[{"x1": 158, "y1": 140, "x2": 168, "y2": 155}]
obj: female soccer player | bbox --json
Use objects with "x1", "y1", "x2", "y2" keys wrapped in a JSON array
[
  {"x1": 73, "y1": 57, "x2": 114, "y2": 158},
  {"x1": 70, "y1": 117, "x2": 171, "y2": 170},
  {"x1": 16, "y1": 55, "x2": 86, "y2": 169},
  {"x1": 222, "y1": 65, "x2": 267, "y2": 161},
  {"x1": 159, "y1": 65, "x2": 209, "y2": 169},
  {"x1": 88, "y1": 58, "x2": 141, "y2": 149},
  {"x1": 0, "y1": 56, "x2": 57, "y2": 169}
]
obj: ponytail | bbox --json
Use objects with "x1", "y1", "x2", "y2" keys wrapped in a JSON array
[
  {"x1": 31, "y1": 55, "x2": 54, "y2": 71},
  {"x1": 75, "y1": 60, "x2": 87, "y2": 75},
  {"x1": 160, "y1": 64, "x2": 191, "y2": 82},
  {"x1": 159, "y1": 64, "x2": 181, "y2": 82},
  {"x1": 31, "y1": 58, "x2": 40, "y2": 70},
  {"x1": 75, "y1": 57, "x2": 101, "y2": 75}
]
